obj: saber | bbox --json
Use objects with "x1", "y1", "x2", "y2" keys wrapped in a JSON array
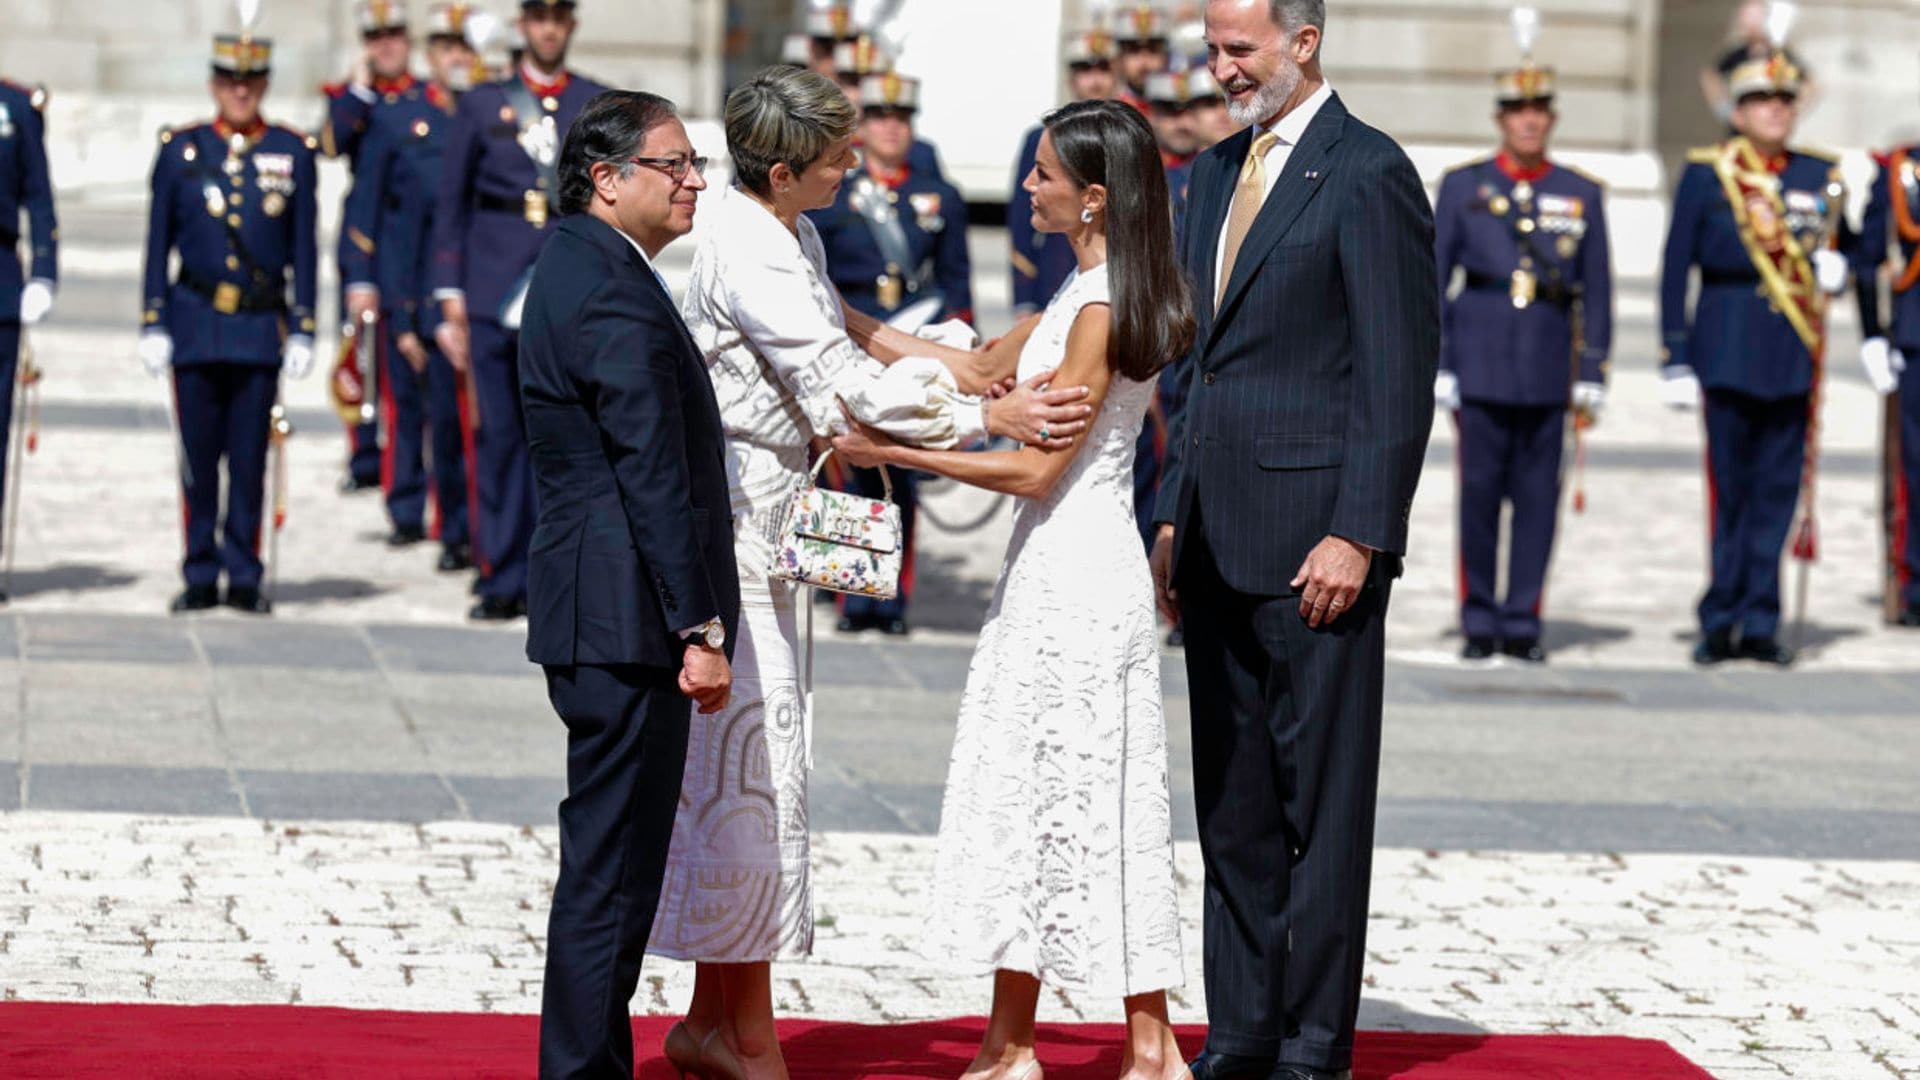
[
  {"x1": 264, "y1": 399, "x2": 294, "y2": 607},
  {"x1": 3, "y1": 331, "x2": 42, "y2": 598},
  {"x1": 357, "y1": 306, "x2": 379, "y2": 427},
  {"x1": 1788, "y1": 174, "x2": 1848, "y2": 651}
]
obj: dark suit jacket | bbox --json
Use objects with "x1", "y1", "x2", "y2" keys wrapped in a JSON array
[
  {"x1": 1153, "y1": 91, "x2": 1440, "y2": 596},
  {"x1": 519, "y1": 214, "x2": 739, "y2": 668}
]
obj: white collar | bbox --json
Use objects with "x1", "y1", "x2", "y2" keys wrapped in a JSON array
[{"x1": 1259, "y1": 79, "x2": 1333, "y2": 148}]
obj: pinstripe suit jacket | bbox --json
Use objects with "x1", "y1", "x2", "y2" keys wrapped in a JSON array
[{"x1": 1153, "y1": 92, "x2": 1439, "y2": 596}]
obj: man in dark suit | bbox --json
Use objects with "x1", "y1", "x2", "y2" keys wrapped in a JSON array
[
  {"x1": 518, "y1": 89, "x2": 736, "y2": 1080},
  {"x1": 1149, "y1": 2, "x2": 1439, "y2": 1077}
]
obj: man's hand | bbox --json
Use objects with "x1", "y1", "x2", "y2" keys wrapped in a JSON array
[
  {"x1": 1660, "y1": 367, "x2": 1702, "y2": 412},
  {"x1": 1292, "y1": 535, "x2": 1373, "y2": 628},
  {"x1": 1149, "y1": 524, "x2": 1179, "y2": 624},
  {"x1": 138, "y1": 331, "x2": 174, "y2": 377},
  {"x1": 436, "y1": 297, "x2": 471, "y2": 373},
  {"x1": 986, "y1": 367, "x2": 1092, "y2": 449},
  {"x1": 396, "y1": 331, "x2": 430, "y2": 374},
  {"x1": 282, "y1": 335, "x2": 317, "y2": 380},
  {"x1": 1861, "y1": 337, "x2": 1905, "y2": 396},
  {"x1": 1571, "y1": 380, "x2": 1607, "y2": 424},
  {"x1": 1813, "y1": 249, "x2": 1849, "y2": 296},
  {"x1": 346, "y1": 286, "x2": 380, "y2": 324},
  {"x1": 678, "y1": 644, "x2": 732, "y2": 714},
  {"x1": 19, "y1": 281, "x2": 54, "y2": 325}
]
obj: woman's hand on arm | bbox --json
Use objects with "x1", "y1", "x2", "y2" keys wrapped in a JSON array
[{"x1": 984, "y1": 367, "x2": 1093, "y2": 449}]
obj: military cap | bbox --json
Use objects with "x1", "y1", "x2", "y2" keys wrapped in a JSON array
[
  {"x1": 1063, "y1": 29, "x2": 1114, "y2": 69},
  {"x1": 1495, "y1": 7, "x2": 1554, "y2": 105},
  {"x1": 1727, "y1": 52, "x2": 1803, "y2": 100},
  {"x1": 859, "y1": 71, "x2": 919, "y2": 112},
  {"x1": 834, "y1": 35, "x2": 891, "y2": 78},
  {"x1": 427, "y1": 2, "x2": 478, "y2": 40},
  {"x1": 1111, "y1": 4, "x2": 1169, "y2": 44},
  {"x1": 806, "y1": 2, "x2": 858, "y2": 43},
  {"x1": 356, "y1": 0, "x2": 408, "y2": 33},
  {"x1": 212, "y1": 34, "x2": 274, "y2": 76}
]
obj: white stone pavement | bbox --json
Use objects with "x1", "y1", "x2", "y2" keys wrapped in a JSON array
[{"x1": 2, "y1": 811, "x2": 1916, "y2": 1078}]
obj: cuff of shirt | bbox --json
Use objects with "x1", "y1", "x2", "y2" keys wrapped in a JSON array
[{"x1": 431, "y1": 288, "x2": 465, "y2": 303}]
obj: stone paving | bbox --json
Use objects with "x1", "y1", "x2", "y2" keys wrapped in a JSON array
[{"x1": 2, "y1": 813, "x2": 1915, "y2": 1078}]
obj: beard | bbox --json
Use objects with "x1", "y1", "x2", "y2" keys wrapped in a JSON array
[{"x1": 1226, "y1": 56, "x2": 1302, "y2": 127}]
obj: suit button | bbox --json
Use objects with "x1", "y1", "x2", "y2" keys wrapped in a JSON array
[
  {"x1": 1203, "y1": 373, "x2": 1216, "y2": 385},
  {"x1": 1191, "y1": 437, "x2": 1200, "y2": 447}
]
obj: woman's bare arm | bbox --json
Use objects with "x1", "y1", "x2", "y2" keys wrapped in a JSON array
[
  {"x1": 834, "y1": 306, "x2": 1113, "y2": 499},
  {"x1": 842, "y1": 304, "x2": 1043, "y2": 394}
]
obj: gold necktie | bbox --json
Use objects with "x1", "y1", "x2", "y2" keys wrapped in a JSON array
[{"x1": 1218, "y1": 130, "x2": 1281, "y2": 309}]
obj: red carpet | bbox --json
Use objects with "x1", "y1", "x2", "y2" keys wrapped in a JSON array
[{"x1": 0, "y1": 1003, "x2": 1713, "y2": 1079}]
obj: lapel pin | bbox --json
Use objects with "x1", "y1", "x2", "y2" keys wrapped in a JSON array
[{"x1": 1305, "y1": 169, "x2": 1321, "y2": 180}]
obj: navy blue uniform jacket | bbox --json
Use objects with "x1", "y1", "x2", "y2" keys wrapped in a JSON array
[
  {"x1": 1153, "y1": 93, "x2": 1439, "y2": 594},
  {"x1": 519, "y1": 215, "x2": 739, "y2": 669},
  {"x1": 0, "y1": 80, "x2": 57, "y2": 322},
  {"x1": 1857, "y1": 146, "x2": 1920, "y2": 350}
]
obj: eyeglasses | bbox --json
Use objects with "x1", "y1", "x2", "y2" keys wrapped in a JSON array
[{"x1": 629, "y1": 155, "x2": 709, "y2": 184}]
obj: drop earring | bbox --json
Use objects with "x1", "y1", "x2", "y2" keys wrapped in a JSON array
[{"x1": 1080, "y1": 207, "x2": 1095, "y2": 224}]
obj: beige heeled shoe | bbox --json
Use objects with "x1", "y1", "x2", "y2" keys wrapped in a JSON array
[
  {"x1": 698, "y1": 1030, "x2": 748, "y2": 1080},
  {"x1": 663, "y1": 1021, "x2": 708, "y2": 1078}
]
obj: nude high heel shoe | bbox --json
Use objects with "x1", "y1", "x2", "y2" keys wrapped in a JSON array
[
  {"x1": 699, "y1": 1030, "x2": 748, "y2": 1080},
  {"x1": 663, "y1": 1021, "x2": 707, "y2": 1078}
]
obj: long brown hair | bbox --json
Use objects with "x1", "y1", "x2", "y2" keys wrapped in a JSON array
[{"x1": 1042, "y1": 99, "x2": 1196, "y2": 382}]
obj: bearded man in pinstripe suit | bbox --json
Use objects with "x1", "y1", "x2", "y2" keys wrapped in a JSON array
[{"x1": 1148, "y1": 2, "x2": 1439, "y2": 1077}]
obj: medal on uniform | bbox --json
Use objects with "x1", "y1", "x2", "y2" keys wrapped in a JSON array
[
  {"x1": 1488, "y1": 193, "x2": 1510, "y2": 216},
  {"x1": 1512, "y1": 180, "x2": 1533, "y2": 205},
  {"x1": 1509, "y1": 267, "x2": 1537, "y2": 309},
  {"x1": 263, "y1": 191, "x2": 286, "y2": 218},
  {"x1": 1557, "y1": 234, "x2": 1578, "y2": 258},
  {"x1": 204, "y1": 181, "x2": 226, "y2": 218},
  {"x1": 524, "y1": 188, "x2": 549, "y2": 227},
  {"x1": 877, "y1": 266, "x2": 903, "y2": 311}
]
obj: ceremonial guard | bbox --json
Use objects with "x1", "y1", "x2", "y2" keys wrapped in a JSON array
[
  {"x1": 432, "y1": 0, "x2": 603, "y2": 621},
  {"x1": 1007, "y1": 28, "x2": 1114, "y2": 318},
  {"x1": 809, "y1": 71, "x2": 972, "y2": 634},
  {"x1": 140, "y1": 23, "x2": 318, "y2": 615},
  {"x1": 1659, "y1": 40, "x2": 1851, "y2": 666},
  {"x1": 340, "y1": 3, "x2": 478, "y2": 572},
  {"x1": 323, "y1": 0, "x2": 417, "y2": 493},
  {"x1": 804, "y1": 0, "x2": 858, "y2": 80},
  {"x1": 1433, "y1": 11, "x2": 1611, "y2": 663},
  {"x1": 833, "y1": 35, "x2": 945, "y2": 180},
  {"x1": 0, "y1": 76, "x2": 57, "y2": 600},
  {"x1": 1110, "y1": 4, "x2": 1170, "y2": 116},
  {"x1": 1855, "y1": 132, "x2": 1920, "y2": 627}
]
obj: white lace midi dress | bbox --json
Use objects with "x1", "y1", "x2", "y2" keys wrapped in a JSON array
[{"x1": 923, "y1": 264, "x2": 1185, "y2": 997}]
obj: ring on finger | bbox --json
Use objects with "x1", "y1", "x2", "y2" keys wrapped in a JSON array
[{"x1": 1038, "y1": 423, "x2": 1051, "y2": 441}]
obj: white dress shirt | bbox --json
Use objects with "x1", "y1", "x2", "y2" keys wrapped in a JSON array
[{"x1": 1214, "y1": 79, "x2": 1335, "y2": 290}]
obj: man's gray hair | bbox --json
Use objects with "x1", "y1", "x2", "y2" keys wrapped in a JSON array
[
  {"x1": 725, "y1": 66, "x2": 857, "y2": 198},
  {"x1": 1270, "y1": 0, "x2": 1326, "y2": 34}
]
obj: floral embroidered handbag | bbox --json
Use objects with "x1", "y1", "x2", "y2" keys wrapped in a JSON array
[{"x1": 771, "y1": 448, "x2": 902, "y2": 599}]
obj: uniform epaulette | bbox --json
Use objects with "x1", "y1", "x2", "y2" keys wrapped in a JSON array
[
  {"x1": 158, "y1": 122, "x2": 205, "y2": 145},
  {"x1": 1686, "y1": 145, "x2": 1721, "y2": 165},
  {"x1": 1559, "y1": 162, "x2": 1608, "y2": 189},
  {"x1": 272, "y1": 123, "x2": 320, "y2": 151},
  {"x1": 1441, "y1": 153, "x2": 1495, "y2": 177},
  {"x1": 1795, "y1": 145, "x2": 1841, "y2": 165}
]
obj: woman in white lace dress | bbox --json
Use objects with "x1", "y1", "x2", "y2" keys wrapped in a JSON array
[
  {"x1": 833, "y1": 100, "x2": 1197, "y2": 1080},
  {"x1": 653, "y1": 68, "x2": 1097, "y2": 1080}
]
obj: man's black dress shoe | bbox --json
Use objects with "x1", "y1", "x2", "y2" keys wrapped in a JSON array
[
  {"x1": 1739, "y1": 636, "x2": 1795, "y2": 666},
  {"x1": 339, "y1": 474, "x2": 380, "y2": 494},
  {"x1": 1461, "y1": 636, "x2": 1497, "y2": 660},
  {"x1": 878, "y1": 617, "x2": 909, "y2": 636},
  {"x1": 1188, "y1": 1051, "x2": 1274, "y2": 1080},
  {"x1": 469, "y1": 596, "x2": 524, "y2": 622},
  {"x1": 1692, "y1": 629, "x2": 1735, "y2": 665},
  {"x1": 387, "y1": 524, "x2": 427, "y2": 547},
  {"x1": 1272, "y1": 1067, "x2": 1352, "y2": 1080},
  {"x1": 170, "y1": 585, "x2": 220, "y2": 614},
  {"x1": 224, "y1": 586, "x2": 273, "y2": 615},
  {"x1": 1898, "y1": 603, "x2": 1920, "y2": 628},
  {"x1": 1501, "y1": 638, "x2": 1547, "y2": 663},
  {"x1": 436, "y1": 544, "x2": 474, "y2": 573}
]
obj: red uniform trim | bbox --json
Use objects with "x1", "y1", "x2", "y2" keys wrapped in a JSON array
[
  {"x1": 519, "y1": 64, "x2": 571, "y2": 98},
  {"x1": 1494, "y1": 151, "x2": 1552, "y2": 183}
]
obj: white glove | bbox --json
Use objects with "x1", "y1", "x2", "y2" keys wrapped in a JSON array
[
  {"x1": 283, "y1": 334, "x2": 317, "y2": 380},
  {"x1": 18, "y1": 280, "x2": 54, "y2": 325},
  {"x1": 1434, "y1": 370, "x2": 1461, "y2": 412},
  {"x1": 138, "y1": 330, "x2": 174, "y2": 377},
  {"x1": 1813, "y1": 250, "x2": 1849, "y2": 296},
  {"x1": 1661, "y1": 367, "x2": 1702, "y2": 412},
  {"x1": 1860, "y1": 338, "x2": 1898, "y2": 396},
  {"x1": 1571, "y1": 380, "x2": 1607, "y2": 420}
]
